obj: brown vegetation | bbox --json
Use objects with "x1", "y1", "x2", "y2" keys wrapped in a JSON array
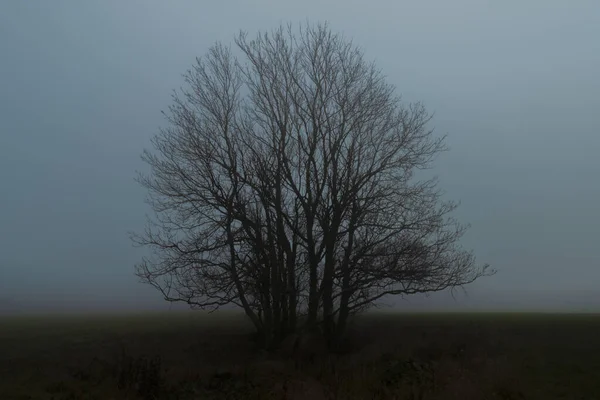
[{"x1": 1, "y1": 311, "x2": 599, "y2": 399}]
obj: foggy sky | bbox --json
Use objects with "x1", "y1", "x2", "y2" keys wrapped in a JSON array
[{"x1": 1, "y1": 1, "x2": 599, "y2": 314}]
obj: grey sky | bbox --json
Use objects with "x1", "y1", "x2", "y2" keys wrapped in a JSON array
[{"x1": 1, "y1": 1, "x2": 599, "y2": 313}]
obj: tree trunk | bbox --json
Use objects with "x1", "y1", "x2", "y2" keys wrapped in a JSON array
[
  {"x1": 306, "y1": 214, "x2": 319, "y2": 326},
  {"x1": 335, "y1": 218, "x2": 356, "y2": 345},
  {"x1": 287, "y1": 246, "x2": 297, "y2": 333},
  {"x1": 321, "y1": 238, "x2": 336, "y2": 346}
]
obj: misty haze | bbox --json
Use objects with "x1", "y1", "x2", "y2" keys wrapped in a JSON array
[{"x1": 1, "y1": 1, "x2": 599, "y2": 399}]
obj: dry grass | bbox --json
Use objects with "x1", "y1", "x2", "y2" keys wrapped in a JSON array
[{"x1": 1, "y1": 311, "x2": 600, "y2": 399}]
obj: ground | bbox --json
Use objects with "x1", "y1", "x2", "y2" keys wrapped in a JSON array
[{"x1": 1, "y1": 311, "x2": 599, "y2": 399}]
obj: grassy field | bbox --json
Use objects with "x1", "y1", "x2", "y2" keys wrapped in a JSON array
[{"x1": 1, "y1": 311, "x2": 600, "y2": 399}]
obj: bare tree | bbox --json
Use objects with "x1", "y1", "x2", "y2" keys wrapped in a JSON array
[{"x1": 132, "y1": 22, "x2": 493, "y2": 348}]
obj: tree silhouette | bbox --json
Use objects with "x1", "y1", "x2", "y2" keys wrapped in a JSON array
[{"x1": 132, "y1": 23, "x2": 492, "y2": 348}]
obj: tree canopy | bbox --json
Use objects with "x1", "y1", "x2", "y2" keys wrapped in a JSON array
[{"x1": 132, "y1": 23, "x2": 492, "y2": 348}]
